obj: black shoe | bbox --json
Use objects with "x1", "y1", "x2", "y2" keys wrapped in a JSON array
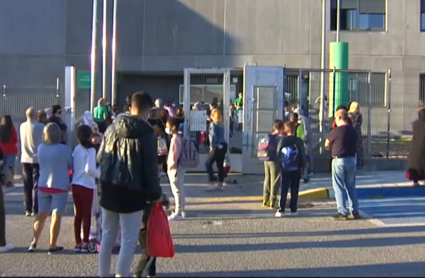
[
  {"x1": 351, "y1": 213, "x2": 361, "y2": 220},
  {"x1": 333, "y1": 214, "x2": 349, "y2": 221},
  {"x1": 48, "y1": 246, "x2": 64, "y2": 254}
]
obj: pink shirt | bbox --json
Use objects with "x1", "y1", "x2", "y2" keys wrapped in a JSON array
[{"x1": 167, "y1": 135, "x2": 182, "y2": 169}]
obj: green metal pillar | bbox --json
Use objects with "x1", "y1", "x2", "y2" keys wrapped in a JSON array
[{"x1": 328, "y1": 42, "x2": 349, "y2": 120}]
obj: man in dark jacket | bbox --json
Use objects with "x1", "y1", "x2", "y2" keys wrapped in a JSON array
[
  {"x1": 48, "y1": 104, "x2": 67, "y2": 144},
  {"x1": 97, "y1": 91, "x2": 163, "y2": 277}
]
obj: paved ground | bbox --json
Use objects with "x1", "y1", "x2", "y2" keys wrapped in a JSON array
[{"x1": 2, "y1": 172, "x2": 425, "y2": 277}]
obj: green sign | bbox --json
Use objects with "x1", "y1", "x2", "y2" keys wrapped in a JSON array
[{"x1": 77, "y1": 71, "x2": 91, "y2": 89}]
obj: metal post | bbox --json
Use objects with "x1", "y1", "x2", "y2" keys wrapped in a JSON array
[
  {"x1": 332, "y1": 67, "x2": 336, "y2": 118},
  {"x1": 56, "y1": 78, "x2": 60, "y2": 99},
  {"x1": 90, "y1": 0, "x2": 98, "y2": 112},
  {"x1": 367, "y1": 71, "x2": 372, "y2": 157},
  {"x1": 2, "y1": 84, "x2": 6, "y2": 113},
  {"x1": 336, "y1": 0, "x2": 341, "y2": 42},
  {"x1": 183, "y1": 69, "x2": 190, "y2": 139},
  {"x1": 319, "y1": 0, "x2": 327, "y2": 154},
  {"x1": 298, "y1": 69, "x2": 303, "y2": 109},
  {"x1": 386, "y1": 69, "x2": 392, "y2": 159},
  {"x1": 101, "y1": 0, "x2": 108, "y2": 100},
  {"x1": 111, "y1": 0, "x2": 118, "y2": 106}
]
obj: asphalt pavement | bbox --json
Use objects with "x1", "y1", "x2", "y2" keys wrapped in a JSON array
[{"x1": 1, "y1": 173, "x2": 425, "y2": 277}]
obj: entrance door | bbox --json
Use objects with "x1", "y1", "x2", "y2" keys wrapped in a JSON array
[
  {"x1": 242, "y1": 65, "x2": 285, "y2": 174},
  {"x1": 182, "y1": 68, "x2": 232, "y2": 172}
]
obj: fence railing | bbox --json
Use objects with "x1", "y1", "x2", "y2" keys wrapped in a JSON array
[{"x1": 285, "y1": 68, "x2": 416, "y2": 158}]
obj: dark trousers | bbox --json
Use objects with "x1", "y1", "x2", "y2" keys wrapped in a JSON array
[
  {"x1": 71, "y1": 185, "x2": 94, "y2": 244},
  {"x1": 22, "y1": 163, "x2": 39, "y2": 214},
  {"x1": 205, "y1": 145, "x2": 227, "y2": 183},
  {"x1": 0, "y1": 184, "x2": 6, "y2": 246},
  {"x1": 279, "y1": 170, "x2": 301, "y2": 213}
]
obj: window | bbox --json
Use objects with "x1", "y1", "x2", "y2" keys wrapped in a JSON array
[
  {"x1": 330, "y1": 0, "x2": 386, "y2": 31},
  {"x1": 420, "y1": 74, "x2": 425, "y2": 105},
  {"x1": 421, "y1": 0, "x2": 425, "y2": 32}
]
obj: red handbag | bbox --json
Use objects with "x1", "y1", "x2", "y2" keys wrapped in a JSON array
[{"x1": 147, "y1": 203, "x2": 175, "y2": 258}]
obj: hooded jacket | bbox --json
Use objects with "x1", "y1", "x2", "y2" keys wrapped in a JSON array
[{"x1": 97, "y1": 113, "x2": 162, "y2": 213}]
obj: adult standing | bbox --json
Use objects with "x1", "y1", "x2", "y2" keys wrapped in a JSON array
[
  {"x1": 20, "y1": 107, "x2": 44, "y2": 217},
  {"x1": 93, "y1": 98, "x2": 108, "y2": 133},
  {"x1": 37, "y1": 110, "x2": 48, "y2": 125},
  {"x1": 205, "y1": 109, "x2": 228, "y2": 192},
  {"x1": 0, "y1": 116, "x2": 18, "y2": 181},
  {"x1": 97, "y1": 92, "x2": 163, "y2": 277},
  {"x1": 28, "y1": 123, "x2": 72, "y2": 253},
  {"x1": 406, "y1": 108, "x2": 425, "y2": 187},
  {"x1": 164, "y1": 99, "x2": 176, "y2": 118},
  {"x1": 48, "y1": 105, "x2": 67, "y2": 144},
  {"x1": 325, "y1": 109, "x2": 360, "y2": 220},
  {"x1": 348, "y1": 101, "x2": 364, "y2": 169}
]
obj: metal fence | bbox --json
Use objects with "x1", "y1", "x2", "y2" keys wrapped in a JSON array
[
  {"x1": 1, "y1": 81, "x2": 63, "y2": 173},
  {"x1": 285, "y1": 68, "x2": 417, "y2": 158}
]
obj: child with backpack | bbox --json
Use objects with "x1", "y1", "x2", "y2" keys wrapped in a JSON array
[
  {"x1": 275, "y1": 121, "x2": 306, "y2": 217},
  {"x1": 257, "y1": 120, "x2": 284, "y2": 209},
  {"x1": 165, "y1": 117, "x2": 187, "y2": 221}
]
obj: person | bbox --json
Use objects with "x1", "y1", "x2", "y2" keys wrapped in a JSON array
[
  {"x1": 153, "y1": 99, "x2": 169, "y2": 124},
  {"x1": 290, "y1": 113, "x2": 303, "y2": 139},
  {"x1": 71, "y1": 125, "x2": 100, "y2": 253},
  {"x1": 407, "y1": 108, "x2": 425, "y2": 187},
  {"x1": 0, "y1": 145, "x2": 14, "y2": 253},
  {"x1": 82, "y1": 110, "x2": 99, "y2": 134},
  {"x1": 20, "y1": 107, "x2": 44, "y2": 216},
  {"x1": 175, "y1": 108, "x2": 185, "y2": 134},
  {"x1": 293, "y1": 107, "x2": 313, "y2": 182},
  {"x1": 28, "y1": 123, "x2": 72, "y2": 253},
  {"x1": 325, "y1": 109, "x2": 360, "y2": 221},
  {"x1": 97, "y1": 91, "x2": 163, "y2": 277},
  {"x1": 111, "y1": 105, "x2": 120, "y2": 121},
  {"x1": 275, "y1": 122, "x2": 306, "y2": 217},
  {"x1": 48, "y1": 105, "x2": 67, "y2": 144},
  {"x1": 123, "y1": 94, "x2": 133, "y2": 115},
  {"x1": 166, "y1": 117, "x2": 187, "y2": 221},
  {"x1": 235, "y1": 92, "x2": 243, "y2": 110},
  {"x1": 44, "y1": 108, "x2": 52, "y2": 119},
  {"x1": 206, "y1": 109, "x2": 228, "y2": 192},
  {"x1": 348, "y1": 101, "x2": 363, "y2": 169},
  {"x1": 93, "y1": 98, "x2": 108, "y2": 133},
  {"x1": 164, "y1": 99, "x2": 176, "y2": 118},
  {"x1": 37, "y1": 110, "x2": 47, "y2": 124},
  {"x1": 263, "y1": 120, "x2": 284, "y2": 209},
  {"x1": 148, "y1": 117, "x2": 167, "y2": 178},
  {"x1": 0, "y1": 116, "x2": 18, "y2": 181}
]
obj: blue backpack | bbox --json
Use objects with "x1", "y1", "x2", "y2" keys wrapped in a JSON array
[
  {"x1": 280, "y1": 145, "x2": 299, "y2": 172},
  {"x1": 257, "y1": 134, "x2": 278, "y2": 161}
]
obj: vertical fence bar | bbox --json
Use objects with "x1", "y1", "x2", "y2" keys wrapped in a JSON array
[
  {"x1": 298, "y1": 69, "x2": 303, "y2": 109},
  {"x1": 367, "y1": 71, "x2": 372, "y2": 156},
  {"x1": 2, "y1": 85, "x2": 6, "y2": 113},
  {"x1": 90, "y1": 0, "x2": 98, "y2": 112},
  {"x1": 111, "y1": 0, "x2": 118, "y2": 106},
  {"x1": 101, "y1": 0, "x2": 108, "y2": 100},
  {"x1": 386, "y1": 69, "x2": 392, "y2": 159},
  {"x1": 332, "y1": 67, "x2": 336, "y2": 119}
]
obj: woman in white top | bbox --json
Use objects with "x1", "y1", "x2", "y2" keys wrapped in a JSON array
[{"x1": 71, "y1": 124, "x2": 100, "y2": 253}]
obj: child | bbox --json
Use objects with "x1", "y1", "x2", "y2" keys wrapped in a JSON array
[
  {"x1": 133, "y1": 193, "x2": 170, "y2": 278},
  {"x1": 262, "y1": 120, "x2": 284, "y2": 209},
  {"x1": 165, "y1": 117, "x2": 186, "y2": 221},
  {"x1": 148, "y1": 118, "x2": 167, "y2": 178}
]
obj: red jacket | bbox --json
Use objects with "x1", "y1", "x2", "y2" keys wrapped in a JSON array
[{"x1": 0, "y1": 127, "x2": 18, "y2": 155}]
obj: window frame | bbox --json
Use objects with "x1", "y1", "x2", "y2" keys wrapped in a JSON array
[
  {"x1": 421, "y1": 0, "x2": 425, "y2": 32},
  {"x1": 330, "y1": 0, "x2": 386, "y2": 32}
]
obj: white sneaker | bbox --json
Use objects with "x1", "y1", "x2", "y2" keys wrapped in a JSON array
[
  {"x1": 0, "y1": 243, "x2": 14, "y2": 253},
  {"x1": 275, "y1": 211, "x2": 283, "y2": 217},
  {"x1": 168, "y1": 213, "x2": 184, "y2": 221}
]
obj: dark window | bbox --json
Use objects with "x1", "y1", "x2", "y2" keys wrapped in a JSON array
[
  {"x1": 420, "y1": 74, "x2": 425, "y2": 105},
  {"x1": 330, "y1": 0, "x2": 386, "y2": 31},
  {"x1": 421, "y1": 0, "x2": 425, "y2": 32}
]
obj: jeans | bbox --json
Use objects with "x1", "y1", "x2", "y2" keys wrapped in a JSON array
[
  {"x1": 205, "y1": 144, "x2": 227, "y2": 183},
  {"x1": 98, "y1": 208, "x2": 143, "y2": 277},
  {"x1": 279, "y1": 170, "x2": 301, "y2": 213},
  {"x1": 22, "y1": 163, "x2": 39, "y2": 214},
  {"x1": 263, "y1": 161, "x2": 281, "y2": 207},
  {"x1": 71, "y1": 185, "x2": 94, "y2": 244},
  {"x1": 167, "y1": 166, "x2": 186, "y2": 215},
  {"x1": 331, "y1": 157, "x2": 359, "y2": 216},
  {"x1": 0, "y1": 186, "x2": 6, "y2": 246}
]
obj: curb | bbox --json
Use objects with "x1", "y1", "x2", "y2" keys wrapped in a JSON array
[{"x1": 299, "y1": 188, "x2": 332, "y2": 200}]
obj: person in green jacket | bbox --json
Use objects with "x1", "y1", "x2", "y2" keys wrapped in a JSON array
[{"x1": 93, "y1": 98, "x2": 108, "y2": 133}]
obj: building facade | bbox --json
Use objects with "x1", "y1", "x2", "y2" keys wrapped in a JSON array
[{"x1": 0, "y1": 0, "x2": 424, "y2": 136}]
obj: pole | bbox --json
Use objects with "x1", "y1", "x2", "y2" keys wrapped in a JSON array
[
  {"x1": 332, "y1": 66, "x2": 336, "y2": 119},
  {"x1": 111, "y1": 0, "x2": 118, "y2": 106},
  {"x1": 319, "y1": 0, "x2": 327, "y2": 154},
  {"x1": 101, "y1": 0, "x2": 108, "y2": 100},
  {"x1": 336, "y1": 0, "x2": 341, "y2": 42},
  {"x1": 90, "y1": 0, "x2": 98, "y2": 112},
  {"x1": 386, "y1": 69, "x2": 392, "y2": 159},
  {"x1": 367, "y1": 71, "x2": 372, "y2": 157}
]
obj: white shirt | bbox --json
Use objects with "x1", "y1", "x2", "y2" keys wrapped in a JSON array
[
  {"x1": 71, "y1": 144, "x2": 100, "y2": 189},
  {"x1": 20, "y1": 120, "x2": 44, "y2": 163}
]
